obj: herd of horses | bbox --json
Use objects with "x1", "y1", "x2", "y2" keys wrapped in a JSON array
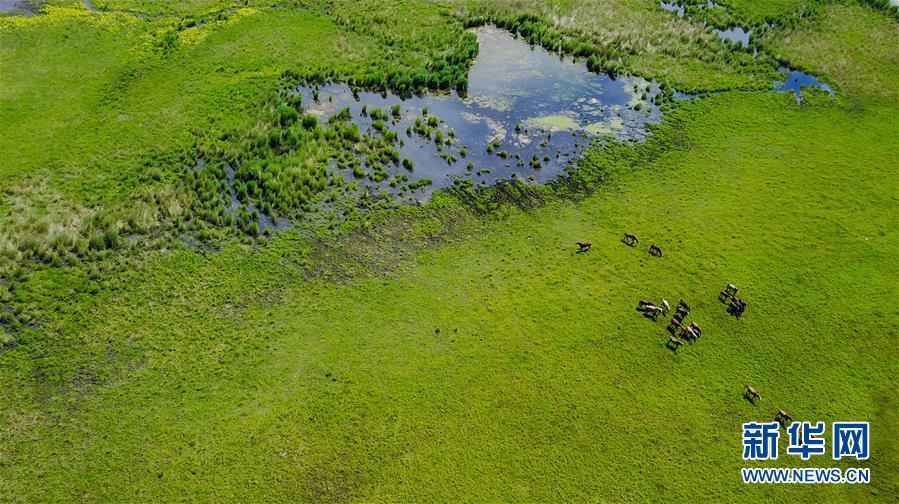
[
  {"x1": 580, "y1": 234, "x2": 789, "y2": 425},
  {"x1": 637, "y1": 280, "x2": 740, "y2": 349},
  {"x1": 576, "y1": 234, "x2": 793, "y2": 426},
  {"x1": 575, "y1": 234, "x2": 750, "y2": 349},
  {"x1": 635, "y1": 297, "x2": 701, "y2": 350}
]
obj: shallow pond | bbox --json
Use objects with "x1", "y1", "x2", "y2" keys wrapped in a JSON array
[
  {"x1": 295, "y1": 26, "x2": 672, "y2": 197},
  {"x1": 659, "y1": 0, "x2": 834, "y2": 99},
  {"x1": 774, "y1": 67, "x2": 834, "y2": 100},
  {"x1": 660, "y1": 0, "x2": 751, "y2": 48},
  {"x1": 0, "y1": 0, "x2": 37, "y2": 15},
  {"x1": 714, "y1": 26, "x2": 752, "y2": 48},
  {"x1": 659, "y1": 1, "x2": 685, "y2": 16}
]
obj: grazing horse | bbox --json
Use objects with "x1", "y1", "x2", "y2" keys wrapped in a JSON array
[
  {"x1": 576, "y1": 241, "x2": 592, "y2": 252},
  {"x1": 683, "y1": 326, "x2": 698, "y2": 341},
  {"x1": 637, "y1": 301, "x2": 663, "y2": 320},
  {"x1": 661, "y1": 299, "x2": 671, "y2": 315},
  {"x1": 719, "y1": 290, "x2": 735, "y2": 303},
  {"x1": 644, "y1": 306, "x2": 663, "y2": 320},
  {"x1": 675, "y1": 305, "x2": 689, "y2": 319},
  {"x1": 728, "y1": 298, "x2": 746, "y2": 316},
  {"x1": 688, "y1": 322, "x2": 702, "y2": 338},
  {"x1": 669, "y1": 317, "x2": 685, "y2": 333},
  {"x1": 678, "y1": 299, "x2": 691, "y2": 311},
  {"x1": 648, "y1": 244, "x2": 663, "y2": 257},
  {"x1": 775, "y1": 409, "x2": 793, "y2": 425},
  {"x1": 667, "y1": 335, "x2": 684, "y2": 350},
  {"x1": 622, "y1": 233, "x2": 639, "y2": 247},
  {"x1": 726, "y1": 283, "x2": 739, "y2": 295},
  {"x1": 745, "y1": 386, "x2": 761, "y2": 403}
]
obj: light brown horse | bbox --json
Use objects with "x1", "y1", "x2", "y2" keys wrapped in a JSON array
[
  {"x1": 745, "y1": 386, "x2": 761, "y2": 402},
  {"x1": 637, "y1": 300, "x2": 663, "y2": 320},
  {"x1": 644, "y1": 306, "x2": 663, "y2": 319},
  {"x1": 775, "y1": 409, "x2": 793, "y2": 425},
  {"x1": 688, "y1": 322, "x2": 702, "y2": 337},
  {"x1": 683, "y1": 326, "x2": 698, "y2": 341},
  {"x1": 576, "y1": 241, "x2": 592, "y2": 252}
]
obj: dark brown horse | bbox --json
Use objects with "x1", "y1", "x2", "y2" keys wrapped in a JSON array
[
  {"x1": 675, "y1": 305, "x2": 689, "y2": 319},
  {"x1": 667, "y1": 335, "x2": 684, "y2": 350},
  {"x1": 576, "y1": 241, "x2": 592, "y2": 252},
  {"x1": 622, "y1": 233, "x2": 639, "y2": 247},
  {"x1": 669, "y1": 317, "x2": 685, "y2": 332}
]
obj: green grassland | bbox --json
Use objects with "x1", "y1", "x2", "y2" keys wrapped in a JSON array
[{"x1": 1, "y1": 0, "x2": 898, "y2": 501}]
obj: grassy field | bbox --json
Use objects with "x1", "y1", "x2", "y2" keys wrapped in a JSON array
[{"x1": 1, "y1": 0, "x2": 897, "y2": 501}]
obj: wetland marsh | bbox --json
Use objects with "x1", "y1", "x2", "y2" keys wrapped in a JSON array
[
  {"x1": 1, "y1": 0, "x2": 897, "y2": 501},
  {"x1": 293, "y1": 26, "x2": 674, "y2": 194}
]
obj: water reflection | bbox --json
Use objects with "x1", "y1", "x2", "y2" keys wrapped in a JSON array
[
  {"x1": 660, "y1": 0, "x2": 753, "y2": 48},
  {"x1": 774, "y1": 67, "x2": 834, "y2": 100},
  {"x1": 0, "y1": 0, "x2": 37, "y2": 15},
  {"x1": 296, "y1": 27, "x2": 672, "y2": 196},
  {"x1": 659, "y1": 0, "x2": 834, "y2": 98}
]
